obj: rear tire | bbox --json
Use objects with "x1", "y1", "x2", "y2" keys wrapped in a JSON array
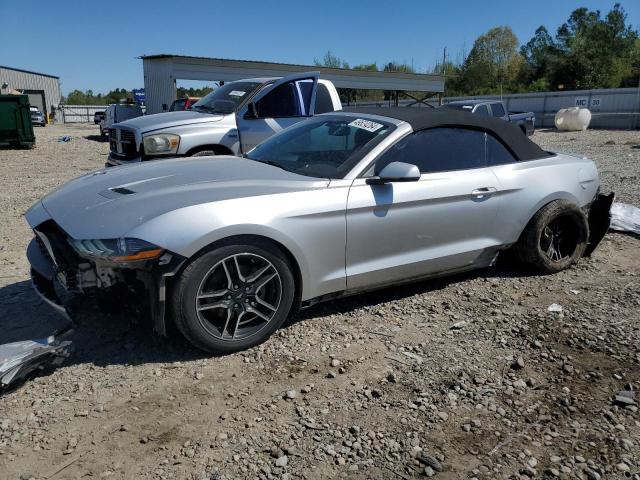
[
  {"x1": 171, "y1": 242, "x2": 295, "y2": 354},
  {"x1": 515, "y1": 200, "x2": 588, "y2": 274}
]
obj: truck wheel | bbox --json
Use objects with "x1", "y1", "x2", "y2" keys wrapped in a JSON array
[
  {"x1": 516, "y1": 200, "x2": 588, "y2": 274},
  {"x1": 171, "y1": 242, "x2": 296, "y2": 354},
  {"x1": 191, "y1": 150, "x2": 218, "y2": 157}
]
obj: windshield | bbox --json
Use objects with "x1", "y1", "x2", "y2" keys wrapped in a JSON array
[
  {"x1": 246, "y1": 115, "x2": 395, "y2": 179},
  {"x1": 191, "y1": 81, "x2": 263, "y2": 113}
]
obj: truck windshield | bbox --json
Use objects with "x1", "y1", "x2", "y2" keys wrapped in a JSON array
[
  {"x1": 191, "y1": 82, "x2": 262, "y2": 113},
  {"x1": 245, "y1": 115, "x2": 394, "y2": 179}
]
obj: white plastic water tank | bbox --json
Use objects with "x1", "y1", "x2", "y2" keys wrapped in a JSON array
[{"x1": 554, "y1": 107, "x2": 592, "y2": 131}]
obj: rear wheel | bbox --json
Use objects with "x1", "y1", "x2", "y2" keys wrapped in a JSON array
[
  {"x1": 516, "y1": 200, "x2": 588, "y2": 273},
  {"x1": 171, "y1": 243, "x2": 295, "y2": 353}
]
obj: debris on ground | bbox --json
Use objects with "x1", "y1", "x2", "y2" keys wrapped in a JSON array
[{"x1": 611, "y1": 202, "x2": 640, "y2": 234}]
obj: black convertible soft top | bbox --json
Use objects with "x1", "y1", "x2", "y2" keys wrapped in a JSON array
[{"x1": 344, "y1": 107, "x2": 550, "y2": 161}]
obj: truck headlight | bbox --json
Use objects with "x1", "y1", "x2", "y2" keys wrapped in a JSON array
[
  {"x1": 70, "y1": 238, "x2": 164, "y2": 262},
  {"x1": 143, "y1": 134, "x2": 180, "y2": 155}
]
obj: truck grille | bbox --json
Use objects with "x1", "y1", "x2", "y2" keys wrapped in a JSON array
[{"x1": 109, "y1": 127, "x2": 138, "y2": 159}]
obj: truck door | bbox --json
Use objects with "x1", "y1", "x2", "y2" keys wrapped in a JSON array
[{"x1": 236, "y1": 72, "x2": 319, "y2": 153}]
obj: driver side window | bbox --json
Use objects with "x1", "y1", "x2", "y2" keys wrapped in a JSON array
[
  {"x1": 374, "y1": 128, "x2": 487, "y2": 175},
  {"x1": 255, "y1": 79, "x2": 314, "y2": 118}
]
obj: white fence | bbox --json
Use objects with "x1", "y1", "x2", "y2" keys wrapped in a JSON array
[
  {"x1": 444, "y1": 87, "x2": 640, "y2": 129},
  {"x1": 357, "y1": 87, "x2": 640, "y2": 129},
  {"x1": 58, "y1": 105, "x2": 107, "y2": 123}
]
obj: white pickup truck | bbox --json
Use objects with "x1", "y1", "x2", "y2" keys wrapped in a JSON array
[{"x1": 106, "y1": 72, "x2": 342, "y2": 167}]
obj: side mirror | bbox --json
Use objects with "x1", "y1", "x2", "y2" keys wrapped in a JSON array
[
  {"x1": 244, "y1": 102, "x2": 258, "y2": 119},
  {"x1": 366, "y1": 162, "x2": 420, "y2": 185}
]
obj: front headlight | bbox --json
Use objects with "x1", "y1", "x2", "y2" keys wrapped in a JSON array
[
  {"x1": 143, "y1": 133, "x2": 180, "y2": 155},
  {"x1": 70, "y1": 238, "x2": 164, "y2": 262}
]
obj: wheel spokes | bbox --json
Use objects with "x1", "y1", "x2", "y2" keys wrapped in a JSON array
[{"x1": 195, "y1": 253, "x2": 283, "y2": 341}]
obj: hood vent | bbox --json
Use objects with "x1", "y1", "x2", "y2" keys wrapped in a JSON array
[
  {"x1": 98, "y1": 186, "x2": 137, "y2": 199},
  {"x1": 110, "y1": 187, "x2": 136, "y2": 195}
]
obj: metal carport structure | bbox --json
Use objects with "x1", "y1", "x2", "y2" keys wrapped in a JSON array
[{"x1": 140, "y1": 54, "x2": 445, "y2": 114}]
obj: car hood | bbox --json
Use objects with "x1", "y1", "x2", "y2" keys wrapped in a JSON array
[
  {"x1": 36, "y1": 157, "x2": 329, "y2": 240},
  {"x1": 118, "y1": 110, "x2": 226, "y2": 133}
]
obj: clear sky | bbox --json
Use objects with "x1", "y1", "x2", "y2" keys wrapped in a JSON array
[{"x1": 2, "y1": 0, "x2": 638, "y2": 95}]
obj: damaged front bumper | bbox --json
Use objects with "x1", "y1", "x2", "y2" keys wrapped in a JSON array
[{"x1": 26, "y1": 223, "x2": 186, "y2": 337}]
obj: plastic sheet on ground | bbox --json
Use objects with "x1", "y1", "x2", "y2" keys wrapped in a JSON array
[
  {"x1": 610, "y1": 202, "x2": 640, "y2": 235},
  {"x1": 0, "y1": 335, "x2": 72, "y2": 392}
]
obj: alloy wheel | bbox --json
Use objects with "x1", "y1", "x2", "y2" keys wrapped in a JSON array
[
  {"x1": 540, "y1": 215, "x2": 579, "y2": 262},
  {"x1": 195, "y1": 253, "x2": 282, "y2": 341}
]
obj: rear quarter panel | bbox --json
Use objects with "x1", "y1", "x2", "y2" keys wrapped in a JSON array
[{"x1": 490, "y1": 153, "x2": 599, "y2": 243}]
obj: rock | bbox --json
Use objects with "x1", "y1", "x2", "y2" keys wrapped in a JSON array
[
  {"x1": 585, "y1": 468, "x2": 601, "y2": 480},
  {"x1": 613, "y1": 390, "x2": 636, "y2": 406},
  {"x1": 194, "y1": 372, "x2": 204, "y2": 380},
  {"x1": 330, "y1": 359, "x2": 341, "y2": 367},
  {"x1": 423, "y1": 466, "x2": 435, "y2": 477},
  {"x1": 512, "y1": 357, "x2": 525, "y2": 370},
  {"x1": 616, "y1": 462, "x2": 630, "y2": 472},
  {"x1": 547, "y1": 303, "x2": 563, "y2": 313},
  {"x1": 327, "y1": 371, "x2": 337, "y2": 379},
  {"x1": 527, "y1": 457, "x2": 538, "y2": 468},
  {"x1": 285, "y1": 390, "x2": 297, "y2": 400},
  {"x1": 513, "y1": 379, "x2": 527, "y2": 389},
  {"x1": 275, "y1": 455, "x2": 288, "y2": 467},
  {"x1": 450, "y1": 321, "x2": 467, "y2": 330}
]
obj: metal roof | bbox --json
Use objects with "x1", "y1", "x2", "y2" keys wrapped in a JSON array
[
  {"x1": 0, "y1": 65, "x2": 59, "y2": 79},
  {"x1": 139, "y1": 54, "x2": 445, "y2": 92}
]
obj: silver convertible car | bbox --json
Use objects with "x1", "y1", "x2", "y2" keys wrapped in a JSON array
[{"x1": 25, "y1": 108, "x2": 612, "y2": 353}]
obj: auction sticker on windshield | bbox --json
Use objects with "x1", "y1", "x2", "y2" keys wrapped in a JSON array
[
  {"x1": 349, "y1": 119, "x2": 384, "y2": 132},
  {"x1": 229, "y1": 91, "x2": 246, "y2": 97}
]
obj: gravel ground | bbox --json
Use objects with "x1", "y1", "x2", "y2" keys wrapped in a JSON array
[{"x1": 0, "y1": 124, "x2": 639, "y2": 480}]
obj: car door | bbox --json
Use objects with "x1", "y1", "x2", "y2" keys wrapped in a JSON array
[
  {"x1": 236, "y1": 72, "x2": 319, "y2": 153},
  {"x1": 345, "y1": 127, "x2": 503, "y2": 291}
]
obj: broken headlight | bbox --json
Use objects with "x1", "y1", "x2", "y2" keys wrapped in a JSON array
[{"x1": 69, "y1": 238, "x2": 164, "y2": 262}]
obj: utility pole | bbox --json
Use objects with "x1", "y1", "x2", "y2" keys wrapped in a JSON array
[{"x1": 442, "y1": 47, "x2": 447, "y2": 75}]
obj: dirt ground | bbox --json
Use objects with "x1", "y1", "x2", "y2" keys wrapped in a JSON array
[{"x1": 0, "y1": 124, "x2": 639, "y2": 480}]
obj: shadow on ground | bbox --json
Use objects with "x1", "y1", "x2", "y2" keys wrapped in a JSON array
[
  {"x1": 0, "y1": 258, "x2": 536, "y2": 392},
  {"x1": 84, "y1": 134, "x2": 108, "y2": 143}
]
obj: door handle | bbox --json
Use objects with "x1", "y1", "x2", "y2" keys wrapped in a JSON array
[{"x1": 471, "y1": 187, "x2": 497, "y2": 198}]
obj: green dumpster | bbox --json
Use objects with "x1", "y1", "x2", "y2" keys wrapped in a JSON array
[{"x1": 0, "y1": 95, "x2": 36, "y2": 148}]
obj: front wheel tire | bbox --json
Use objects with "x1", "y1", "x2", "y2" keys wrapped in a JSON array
[
  {"x1": 171, "y1": 243, "x2": 295, "y2": 354},
  {"x1": 516, "y1": 200, "x2": 589, "y2": 274}
]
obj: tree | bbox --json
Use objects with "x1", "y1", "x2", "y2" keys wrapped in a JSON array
[
  {"x1": 460, "y1": 26, "x2": 523, "y2": 94},
  {"x1": 314, "y1": 51, "x2": 349, "y2": 69},
  {"x1": 519, "y1": 26, "x2": 557, "y2": 86},
  {"x1": 550, "y1": 4, "x2": 638, "y2": 89}
]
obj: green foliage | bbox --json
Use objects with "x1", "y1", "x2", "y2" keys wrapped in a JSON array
[
  {"x1": 459, "y1": 26, "x2": 523, "y2": 94},
  {"x1": 62, "y1": 88, "x2": 134, "y2": 105},
  {"x1": 176, "y1": 86, "x2": 214, "y2": 98}
]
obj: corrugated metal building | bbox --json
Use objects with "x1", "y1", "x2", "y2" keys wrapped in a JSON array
[{"x1": 0, "y1": 66, "x2": 62, "y2": 121}]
